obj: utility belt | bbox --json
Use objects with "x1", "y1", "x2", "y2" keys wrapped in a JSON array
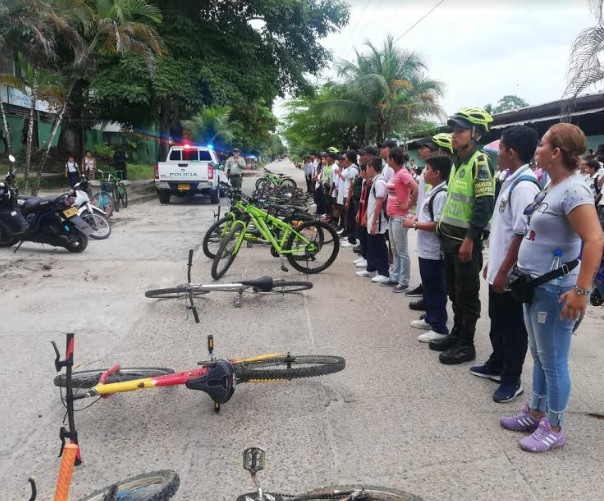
[
  {"x1": 507, "y1": 259, "x2": 579, "y2": 303},
  {"x1": 229, "y1": 173, "x2": 242, "y2": 177}
]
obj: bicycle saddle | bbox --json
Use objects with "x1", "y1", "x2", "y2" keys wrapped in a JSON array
[
  {"x1": 185, "y1": 360, "x2": 235, "y2": 404},
  {"x1": 240, "y1": 276, "x2": 273, "y2": 292}
]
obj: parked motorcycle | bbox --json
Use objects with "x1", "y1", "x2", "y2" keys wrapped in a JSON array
[
  {"x1": 72, "y1": 177, "x2": 112, "y2": 240},
  {"x1": 0, "y1": 155, "x2": 93, "y2": 252}
]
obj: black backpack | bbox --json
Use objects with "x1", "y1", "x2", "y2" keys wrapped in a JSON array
[{"x1": 427, "y1": 186, "x2": 447, "y2": 221}]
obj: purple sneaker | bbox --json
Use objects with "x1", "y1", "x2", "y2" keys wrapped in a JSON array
[
  {"x1": 519, "y1": 418, "x2": 566, "y2": 453},
  {"x1": 500, "y1": 404, "x2": 540, "y2": 432}
]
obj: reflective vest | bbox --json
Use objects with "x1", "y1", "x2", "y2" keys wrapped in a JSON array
[{"x1": 438, "y1": 149, "x2": 492, "y2": 241}]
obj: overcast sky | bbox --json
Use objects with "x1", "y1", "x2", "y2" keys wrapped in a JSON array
[{"x1": 275, "y1": 0, "x2": 598, "y2": 123}]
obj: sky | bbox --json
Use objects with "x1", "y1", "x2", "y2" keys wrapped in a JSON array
[{"x1": 275, "y1": 0, "x2": 598, "y2": 124}]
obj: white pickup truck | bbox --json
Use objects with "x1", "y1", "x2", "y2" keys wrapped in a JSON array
[{"x1": 154, "y1": 145, "x2": 226, "y2": 204}]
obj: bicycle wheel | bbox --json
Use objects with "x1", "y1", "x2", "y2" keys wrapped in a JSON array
[
  {"x1": 234, "y1": 355, "x2": 345, "y2": 382},
  {"x1": 145, "y1": 286, "x2": 209, "y2": 299},
  {"x1": 54, "y1": 367, "x2": 175, "y2": 389},
  {"x1": 78, "y1": 470, "x2": 179, "y2": 501},
  {"x1": 280, "y1": 178, "x2": 297, "y2": 190},
  {"x1": 254, "y1": 280, "x2": 313, "y2": 294},
  {"x1": 91, "y1": 192, "x2": 114, "y2": 218},
  {"x1": 211, "y1": 220, "x2": 247, "y2": 280},
  {"x1": 255, "y1": 177, "x2": 269, "y2": 191},
  {"x1": 119, "y1": 183, "x2": 129, "y2": 208},
  {"x1": 202, "y1": 216, "x2": 234, "y2": 259},
  {"x1": 81, "y1": 211, "x2": 112, "y2": 240},
  {"x1": 285, "y1": 220, "x2": 339, "y2": 274},
  {"x1": 290, "y1": 485, "x2": 423, "y2": 500}
]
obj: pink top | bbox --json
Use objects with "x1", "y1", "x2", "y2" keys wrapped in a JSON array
[{"x1": 386, "y1": 168, "x2": 413, "y2": 217}]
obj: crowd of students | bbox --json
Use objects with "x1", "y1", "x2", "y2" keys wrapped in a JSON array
[{"x1": 302, "y1": 107, "x2": 604, "y2": 454}]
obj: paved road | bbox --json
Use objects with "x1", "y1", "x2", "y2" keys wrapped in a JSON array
[{"x1": 1, "y1": 160, "x2": 603, "y2": 500}]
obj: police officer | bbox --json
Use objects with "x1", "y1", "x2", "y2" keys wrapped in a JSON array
[
  {"x1": 430, "y1": 107, "x2": 495, "y2": 364},
  {"x1": 226, "y1": 148, "x2": 246, "y2": 189}
]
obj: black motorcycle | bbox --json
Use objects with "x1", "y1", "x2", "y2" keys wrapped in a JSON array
[{"x1": 0, "y1": 155, "x2": 93, "y2": 252}]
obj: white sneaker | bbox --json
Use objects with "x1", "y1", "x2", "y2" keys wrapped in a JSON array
[
  {"x1": 353, "y1": 257, "x2": 363, "y2": 264},
  {"x1": 341, "y1": 241, "x2": 355, "y2": 248},
  {"x1": 410, "y1": 319, "x2": 432, "y2": 330},
  {"x1": 371, "y1": 274, "x2": 391, "y2": 284},
  {"x1": 356, "y1": 270, "x2": 374, "y2": 278},
  {"x1": 417, "y1": 330, "x2": 448, "y2": 343},
  {"x1": 355, "y1": 259, "x2": 368, "y2": 268}
]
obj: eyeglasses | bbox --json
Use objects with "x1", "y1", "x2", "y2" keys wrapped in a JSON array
[{"x1": 523, "y1": 190, "x2": 547, "y2": 216}]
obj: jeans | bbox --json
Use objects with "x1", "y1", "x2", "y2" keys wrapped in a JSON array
[
  {"x1": 366, "y1": 233, "x2": 389, "y2": 276},
  {"x1": 524, "y1": 285, "x2": 575, "y2": 427},
  {"x1": 388, "y1": 217, "x2": 410, "y2": 286},
  {"x1": 485, "y1": 287, "x2": 528, "y2": 385},
  {"x1": 442, "y1": 241, "x2": 483, "y2": 346},
  {"x1": 419, "y1": 257, "x2": 448, "y2": 334}
]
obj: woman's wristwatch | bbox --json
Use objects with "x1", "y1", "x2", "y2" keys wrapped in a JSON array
[
  {"x1": 412, "y1": 221, "x2": 418, "y2": 230},
  {"x1": 574, "y1": 286, "x2": 590, "y2": 296}
]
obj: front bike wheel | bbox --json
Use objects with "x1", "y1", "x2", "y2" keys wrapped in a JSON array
[
  {"x1": 289, "y1": 485, "x2": 423, "y2": 500},
  {"x1": 82, "y1": 211, "x2": 112, "y2": 240},
  {"x1": 91, "y1": 192, "x2": 114, "y2": 218},
  {"x1": 78, "y1": 470, "x2": 179, "y2": 501},
  {"x1": 119, "y1": 183, "x2": 129, "y2": 208},
  {"x1": 280, "y1": 177, "x2": 297, "y2": 190},
  {"x1": 211, "y1": 220, "x2": 246, "y2": 280},
  {"x1": 253, "y1": 280, "x2": 313, "y2": 294},
  {"x1": 234, "y1": 355, "x2": 345, "y2": 382},
  {"x1": 202, "y1": 216, "x2": 234, "y2": 259},
  {"x1": 285, "y1": 220, "x2": 339, "y2": 274},
  {"x1": 54, "y1": 367, "x2": 175, "y2": 389},
  {"x1": 145, "y1": 286, "x2": 209, "y2": 299}
]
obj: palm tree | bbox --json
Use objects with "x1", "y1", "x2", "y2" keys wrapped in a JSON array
[
  {"x1": 562, "y1": 0, "x2": 604, "y2": 118},
  {"x1": 182, "y1": 106, "x2": 240, "y2": 147},
  {"x1": 322, "y1": 34, "x2": 445, "y2": 144}
]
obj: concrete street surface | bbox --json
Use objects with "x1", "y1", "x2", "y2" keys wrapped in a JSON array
[{"x1": 1, "y1": 160, "x2": 603, "y2": 500}]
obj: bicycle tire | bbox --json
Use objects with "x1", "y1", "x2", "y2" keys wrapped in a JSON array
[
  {"x1": 280, "y1": 178, "x2": 297, "y2": 190},
  {"x1": 285, "y1": 220, "x2": 339, "y2": 274},
  {"x1": 91, "y1": 192, "x2": 114, "y2": 218},
  {"x1": 211, "y1": 220, "x2": 246, "y2": 280},
  {"x1": 254, "y1": 280, "x2": 313, "y2": 294},
  {"x1": 119, "y1": 183, "x2": 129, "y2": 208},
  {"x1": 54, "y1": 368, "x2": 175, "y2": 389},
  {"x1": 82, "y1": 211, "x2": 112, "y2": 240},
  {"x1": 234, "y1": 355, "x2": 345, "y2": 382},
  {"x1": 202, "y1": 216, "x2": 234, "y2": 259},
  {"x1": 289, "y1": 485, "x2": 423, "y2": 500},
  {"x1": 255, "y1": 177, "x2": 269, "y2": 191},
  {"x1": 78, "y1": 470, "x2": 179, "y2": 501},
  {"x1": 145, "y1": 286, "x2": 209, "y2": 299}
]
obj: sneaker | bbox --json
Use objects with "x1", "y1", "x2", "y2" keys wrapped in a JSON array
[
  {"x1": 355, "y1": 259, "x2": 368, "y2": 268},
  {"x1": 356, "y1": 270, "x2": 374, "y2": 278},
  {"x1": 417, "y1": 330, "x2": 448, "y2": 343},
  {"x1": 352, "y1": 245, "x2": 361, "y2": 253},
  {"x1": 493, "y1": 383, "x2": 524, "y2": 403},
  {"x1": 409, "y1": 299, "x2": 426, "y2": 311},
  {"x1": 371, "y1": 274, "x2": 391, "y2": 284},
  {"x1": 353, "y1": 257, "x2": 364, "y2": 264},
  {"x1": 405, "y1": 284, "x2": 423, "y2": 297},
  {"x1": 336, "y1": 228, "x2": 346, "y2": 236},
  {"x1": 469, "y1": 364, "x2": 501, "y2": 383},
  {"x1": 379, "y1": 279, "x2": 399, "y2": 287},
  {"x1": 410, "y1": 318, "x2": 432, "y2": 330},
  {"x1": 500, "y1": 404, "x2": 541, "y2": 432},
  {"x1": 341, "y1": 241, "x2": 355, "y2": 248},
  {"x1": 392, "y1": 284, "x2": 409, "y2": 293},
  {"x1": 519, "y1": 418, "x2": 566, "y2": 453},
  {"x1": 439, "y1": 344, "x2": 476, "y2": 364}
]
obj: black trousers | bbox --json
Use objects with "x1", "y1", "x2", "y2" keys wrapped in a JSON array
[
  {"x1": 347, "y1": 199, "x2": 358, "y2": 244},
  {"x1": 442, "y1": 242, "x2": 483, "y2": 346},
  {"x1": 485, "y1": 286, "x2": 528, "y2": 385},
  {"x1": 366, "y1": 233, "x2": 389, "y2": 276},
  {"x1": 306, "y1": 175, "x2": 314, "y2": 193},
  {"x1": 357, "y1": 225, "x2": 368, "y2": 259}
]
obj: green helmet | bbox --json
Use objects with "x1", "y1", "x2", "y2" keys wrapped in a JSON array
[
  {"x1": 447, "y1": 107, "x2": 493, "y2": 134},
  {"x1": 431, "y1": 133, "x2": 453, "y2": 154},
  {"x1": 326, "y1": 146, "x2": 339, "y2": 154}
]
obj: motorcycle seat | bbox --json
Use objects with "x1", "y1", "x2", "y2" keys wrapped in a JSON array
[{"x1": 18, "y1": 195, "x2": 66, "y2": 215}]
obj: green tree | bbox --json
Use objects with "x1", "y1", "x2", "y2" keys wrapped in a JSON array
[
  {"x1": 181, "y1": 106, "x2": 239, "y2": 147},
  {"x1": 491, "y1": 94, "x2": 529, "y2": 114},
  {"x1": 563, "y1": 0, "x2": 604, "y2": 117}
]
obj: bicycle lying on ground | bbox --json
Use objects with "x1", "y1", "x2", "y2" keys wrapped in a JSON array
[
  {"x1": 237, "y1": 447, "x2": 423, "y2": 501},
  {"x1": 212, "y1": 182, "x2": 339, "y2": 279},
  {"x1": 53, "y1": 331, "x2": 345, "y2": 437},
  {"x1": 145, "y1": 250, "x2": 313, "y2": 320}
]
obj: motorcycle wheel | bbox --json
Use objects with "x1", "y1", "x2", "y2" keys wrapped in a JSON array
[
  {"x1": 82, "y1": 210, "x2": 111, "y2": 240},
  {"x1": 64, "y1": 231, "x2": 89, "y2": 253},
  {"x1": 0, "y1": 227, "x2": 17, "y2": 248}
]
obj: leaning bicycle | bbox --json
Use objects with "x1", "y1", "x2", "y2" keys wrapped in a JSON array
[{"x1": 212, "y1": 182, "x2": 339, "y2": 280}]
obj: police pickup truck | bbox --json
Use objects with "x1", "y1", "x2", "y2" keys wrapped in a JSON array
[{"x1": 154, "y1": 145, "x2": 226, "y2": 204}]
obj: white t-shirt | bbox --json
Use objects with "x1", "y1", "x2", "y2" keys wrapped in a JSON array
[
  {"x1": 486, "y1": 165, "x2": 541, "y2": 284},
  {"x1": 517, "y1": 174, "x2": 594, "y2": 286},
  {"x1": 344, "y1": 165, "x2": 359, "y2": 199},
  {"x1": 367, "y1": 175, "x2": 388, "y2": 234},
  {"x1": 382, "y1": 159, "x2": 394, "y2": 182},
  {"x1": 417, "y1": 181, "x2": 447, "y2": 260},
  {"x1": 330, "y1": 163, "x2": 340, "y2": 198}
]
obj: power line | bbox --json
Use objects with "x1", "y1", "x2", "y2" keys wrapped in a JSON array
[
  {"x1": 335, "y1": 0, "x2": 372, "y2": 59},
  {"x1": 393, "y1": 0, "x2": 447, "y2": 44}
]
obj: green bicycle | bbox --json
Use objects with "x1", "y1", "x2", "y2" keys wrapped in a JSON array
[
  {"x1": 254, "y1": 167, "x2": 297, "y2": 192},
  {"x1": 96, "y1": 170, "x2": 128, "y2": 211},
  {"x1": 211, "y1": 183, "x2": 339, "y2": 279}
]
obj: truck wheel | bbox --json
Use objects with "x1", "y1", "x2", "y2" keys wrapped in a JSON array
[
  {"x1": 158, "y1": 190, "x2": 171, "y2": 204},
  {"x1": 210, "y1": 188, "x2": 219, "y2": 204}
]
